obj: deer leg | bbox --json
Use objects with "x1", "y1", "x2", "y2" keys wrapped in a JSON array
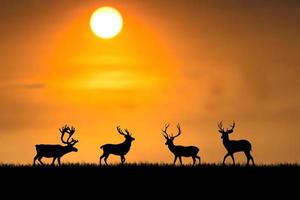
[
  {"x1": 33, "y1": 154, "x2": 39, "y2": 166},
  {"x1": 173, "y1": 156, "x2": 178, "y2": 165},
  {"x1": 230, "y1": 154, "x2": 235, "y2": 165},
  {"x1": 179, "y1": 156, "x2": 183, "y2": 165},
  {"x1": 251, "y1": 156, "x2": 255, "y2": 166},
  {"x1": 196, "y1": 155, "x2": 201, "y2": 165},
  {"x1": 223, "y1": 153, "x2": 230, "y2": 165},
  {"x1": 245, "y1": 153, "x2": 250, "y2": 166},
  {"x1": 100, "y1": 154, "x2": 106, "y2": 165},
  {"x1": 51, "y1": 157, "x2": 56, "y2": 165},
  {"x1": 120, "y1": 155, "x2": 125, "y2": 164},
  {"x1": 104, "y1": 155, "x2": 109, "y2": 165},
  {"x1": 192, "y1": 156, "x2": 196, "y2": 166},
  {"x1": 57, "y1": 157, "x2": 61, "y2": 166},
  {"x1": 249, "y1": 152, "x2": 255, "y2": 166},
  {"x1": 38, "y1": 156, "x2": 44, "y2": 165},
  {"x1": 245, "y1": 151, "x2": 255, "y2": 166}
]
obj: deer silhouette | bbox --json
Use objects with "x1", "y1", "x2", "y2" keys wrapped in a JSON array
[
  {"x1": 162, "y1": 124, "x2": 200, "y2": 165},
  {"x1": 218, "y1": 121, "x2": 255, "y2": 166},
  {"x1": 100, "y1": 126, "x2": 135, "y2": 165},
  {"x1": 33, "y1": 125, "x2": 79, "y2": 166}
]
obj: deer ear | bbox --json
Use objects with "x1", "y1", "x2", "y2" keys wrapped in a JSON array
[
  {"x1": 218, "y1": 130, "x2": 223, "y2": 133},
  {"x1": 227, "y1": 130, "x2": 234, "y2": 134}
]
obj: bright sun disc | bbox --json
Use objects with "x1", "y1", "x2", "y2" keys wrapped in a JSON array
[{"x1": 90, "y1": 7, "x2": 123, "y2": 39}]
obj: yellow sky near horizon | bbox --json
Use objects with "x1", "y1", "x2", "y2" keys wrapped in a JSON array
[{"x1": 0, "y1": 0, "x2": 299, "y2": 164}]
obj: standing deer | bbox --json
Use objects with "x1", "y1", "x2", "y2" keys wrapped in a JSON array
[
  {"x1": 100, "y1": 126, "x2": 135, "y2": 165},
  {"x1": 162, "y1": 124, "x2": 200, "y2": 165},
  {"x1": 218, "y1": 121, "x2": 255, "y2": 166},
  {"x1": 33, "y1": 125, "x2": 79, "y2": 166}
]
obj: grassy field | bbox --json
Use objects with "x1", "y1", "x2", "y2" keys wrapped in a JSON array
[
  {"x1": 1, "y1": 163, "x2": 298, "y2": 178},
  {"x1": 1, "y1": 163, "x2": 299, "y2": 197}
]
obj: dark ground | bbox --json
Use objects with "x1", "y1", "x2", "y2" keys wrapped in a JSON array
[{"x1": 0, "y1": 163, "x2": 299, "y2": 198}]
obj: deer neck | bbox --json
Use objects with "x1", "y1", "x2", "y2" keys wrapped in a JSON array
[
  {"x1": 168, "y1": 142, "x2": 176, "y2": 153},
  {"x1": 122, "y1": 138, "x2": 132, "y2": 147},
  {"x1": 62, "y1": 145, "x2": 73, "y2": 154},
  {"x1": 222, "y1": 135, "x2": 231, "y2": 147}
]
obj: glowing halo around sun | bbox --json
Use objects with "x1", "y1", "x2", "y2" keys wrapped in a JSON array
[{"x1": 90, "y1": 7, "x2": 123, "y2": 39}]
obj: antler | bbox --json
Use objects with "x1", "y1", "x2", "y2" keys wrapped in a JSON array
[
  {"x1": 172, "y1": 123, "x2": 181, "y2": 138},
  {"x1": 68, "y1": 126, "x2": 78, "y2": 145},
  {"x1": 218, "y1": 121, "x2": 224, "y2": 133},
  {"x1": 124, "y1": 129, "x2": 131, "y2": 136},
  {"x1": 117, "y1": 126, "x2": 126, "y2": 136},
  {"x1": 59, "y1": 125, "x2": 70, "y2": 145},
  {"x1": 59, "y1": 125, "x2": 78, "y2": 146},
  {"x1": 218, "y1": 121, "x2": 235, "y2": 134},
  {"x1": 227, "y1": 121, "x2": 235, "y2": 134},
  {"x1": 69, "y1": 138, "x2": 78, "y2": 145},
  {"x1": 161, "y1": 124, "x2": 170, "y2": 139},
  {"x1": 66, "y1": 126, "x2": 75, "y2": 143}
]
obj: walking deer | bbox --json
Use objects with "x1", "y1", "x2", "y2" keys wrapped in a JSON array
[
  {"x1": 33, "y1": 125, "x2": 79, "y2": 166},
  {"x1": 100, "y1": 126, "x2": 135, "y2": 165},
  {"x1": 218, "y1": 121, "x2": 255, "y2": 165},
  {"x1": 162, "y1": 124, "x2": 200, "y2": 165}
]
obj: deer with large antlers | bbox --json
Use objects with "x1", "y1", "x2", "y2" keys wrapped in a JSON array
[
  {"x1": 33, "y1": 125, "x2": 79, "y2": 166},
  {"x1": 100, "y1": 126, "x2": 135, "y2": 165},
  {"x1": 162, "y1": 124, "x2": 200, "y2": 165},
  {"x1": 218, "y1": 121, "x2": 255, "y2": 165}
]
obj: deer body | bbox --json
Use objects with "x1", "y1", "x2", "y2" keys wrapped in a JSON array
[
  {"x1": 100, "y1": 126, "x2": 135, "y2": 165},
  {"x1": 223, "y1": 139, "x2": 252, "y2": 154},
  {"x1": 33, "y1": 125, "x2": 79, "y2": 166},
  {"x1": 218, "y1": 121, "x2": 254, "y2": 166},
  {"x1": 167, "y1": 143, "x2": 199, "y2": 158},
  {"x1": 101, "y1": 139, "x2": 132, "y2": 156},
  {"x1": 162, "y1": 124, "x2": 201, "y2": 165},
  {"x1": 35, "y1": 144, "x2": 77, "y2": 158}
]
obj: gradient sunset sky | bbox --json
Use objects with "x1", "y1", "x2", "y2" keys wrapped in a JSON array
[{"x1": 0, "y1": 0, "x2": 299, "y2": 164}]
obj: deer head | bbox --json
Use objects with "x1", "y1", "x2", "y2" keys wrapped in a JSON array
[
  {"x1": 162, "y1": 123, "x2": 181, "y2": 145},
  {"x1": 218, "y1": 121, "x2": 235, "y2": 139},
  {"x1": 59, "y1": 125, "x2": 79, "y2": 151},
  {"x1": 116, "y1": 126, "x2": 135, "y2": 142}
]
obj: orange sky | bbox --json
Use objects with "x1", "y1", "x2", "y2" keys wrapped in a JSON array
[{"x1": 0, "y1": 0, "x2": 299, "y2": 164}]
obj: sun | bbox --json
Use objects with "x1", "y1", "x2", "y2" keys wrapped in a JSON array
[{"x1": 90, "y1": 7, "x2": 123, "y2": 39}]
